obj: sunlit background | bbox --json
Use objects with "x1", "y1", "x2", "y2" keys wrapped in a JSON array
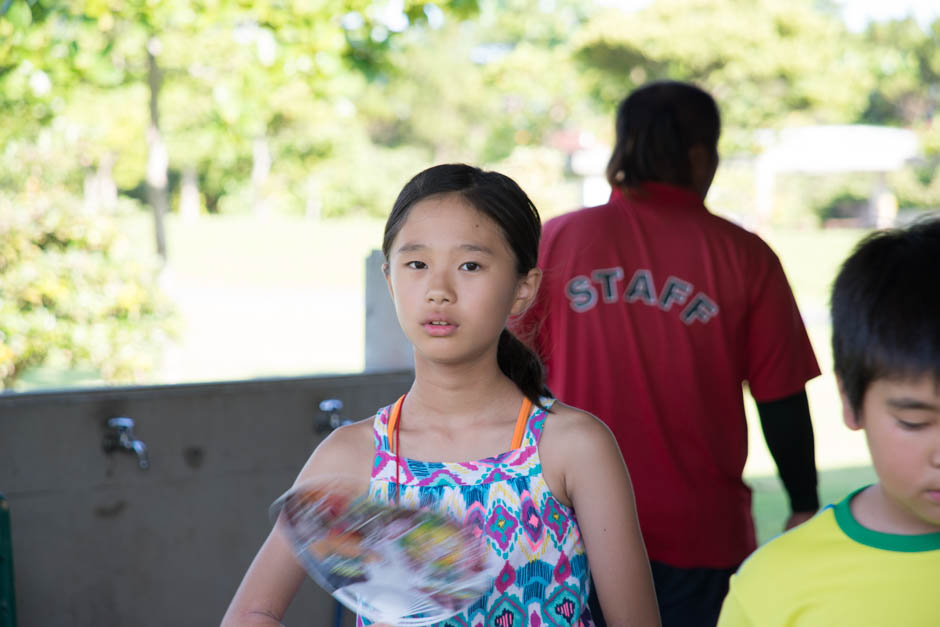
[{"x1": 2, "y1": 0, "x2": 939, "y2": 523}]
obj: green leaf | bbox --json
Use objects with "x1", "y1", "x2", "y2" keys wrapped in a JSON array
[{"x1": 3, "y1": 0, "x2": 32, "y2": 27}]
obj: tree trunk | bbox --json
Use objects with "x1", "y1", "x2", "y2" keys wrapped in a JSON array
[{"x1": 146, "y1": 38, "x2": 169, "y2": 261}]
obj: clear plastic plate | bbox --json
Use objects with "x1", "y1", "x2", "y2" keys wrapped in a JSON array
[{"x1": 271, "y1": 476, "x2": 499, "y2": 626}]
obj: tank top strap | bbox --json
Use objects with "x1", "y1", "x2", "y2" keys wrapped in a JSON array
[
  {"x1": 371, "y1": 396, "x2": 404, "y2": 454},
  {"x1": 520, "y1": 396, "x2": 554, "y2": 448},
  {"x1": 377, "y1": 395, "x2": 545, "y2": 453},
  {"x1": 508, "y1": 397, "x2": 532, "y2": 449}
]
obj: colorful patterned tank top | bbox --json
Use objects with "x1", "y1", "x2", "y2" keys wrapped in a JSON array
[{"x1": 358, "y1": 395, "x2": 594, "y2": 627}]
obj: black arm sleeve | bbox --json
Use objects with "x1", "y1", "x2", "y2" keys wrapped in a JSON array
[{"x1": 756, "y1": 389, "x2": 820, "y2": 513}]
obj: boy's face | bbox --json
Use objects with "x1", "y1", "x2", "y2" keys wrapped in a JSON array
[{"x1": 842, "y1": 375, "x2": 940, "y2": 534}]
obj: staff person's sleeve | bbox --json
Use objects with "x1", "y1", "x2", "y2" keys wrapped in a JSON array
[
  {"x1": 757, "y1": 389, "x2": 819, "y2": 513},
  {"x1": 744, "y1": 241, "x2": 821, "y2": 401}
]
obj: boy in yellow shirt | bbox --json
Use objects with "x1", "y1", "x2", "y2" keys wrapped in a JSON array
[{"x1": 718, "y1": 217, "x2": 940, "y2": 626}]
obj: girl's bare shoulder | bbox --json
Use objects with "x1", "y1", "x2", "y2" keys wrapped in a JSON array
[
  {"x1": 538, "y1": 400, "x2": 624, "y2": 508},
  {"x1": 542, "y1": 400, "x2": 615, "y2": 447},
  {"x1": 295, "y1": 414, "x2": 377, "y2": 485}
]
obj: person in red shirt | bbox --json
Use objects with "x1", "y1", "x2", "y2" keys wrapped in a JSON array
[{"x1": 517, "y1": 81, "x2": 821, "y2": 627}]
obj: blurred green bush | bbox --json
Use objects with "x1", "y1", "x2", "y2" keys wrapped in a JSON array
[
  {"x1": 890, "y1": 163, "x2": 940, "y2": 210},
  {"x1": 0, "y1": 190, "x2": 177, "y2": 390}
]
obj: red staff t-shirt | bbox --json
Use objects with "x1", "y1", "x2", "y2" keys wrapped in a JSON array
[{"x1": 519, "y1": 183, "x2": 820, "y2": 568}]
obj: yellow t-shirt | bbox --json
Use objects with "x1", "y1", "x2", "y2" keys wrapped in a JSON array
[{"x1": 718, "y1": 487, "x2": 940, "y2": 627}]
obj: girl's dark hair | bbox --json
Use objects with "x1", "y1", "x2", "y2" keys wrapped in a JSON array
[
  {"x1": 383, "y1": 163, "x2": 551, "y2": 408},
  {"x1": 606, "y1": 80, "x2": 721, "y2": 189},
  {"x1": 831, "y1": 217, "x2": 940, "y2": 414}
]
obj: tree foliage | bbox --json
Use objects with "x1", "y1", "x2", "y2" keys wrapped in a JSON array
[
  {"x1": 573, "y1": 0, "x2": 876, "y2": 151},
  {"x1": 859, "y1": 17, "x2": 940, "y2": 126},
  {"x1": 0, "y1": 0, "x2": 485, "y2": 388},
  {"x1": 3, "y1": 0, "x2": 940, "y2": 387},
  {"x1": 0, "y1": 186, "x2": 177, "y2": 389}
]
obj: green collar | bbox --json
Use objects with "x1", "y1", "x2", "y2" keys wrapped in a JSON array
[{"x1": 833, "y1": 485, "x2": 940, "y2": 552}]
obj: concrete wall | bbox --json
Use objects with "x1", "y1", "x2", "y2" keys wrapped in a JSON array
[
  {"x1": 0, "y1": 371, "x2": 413, "y2": 627},
  {"x1": 364, "y1": 249, "x2": 413, "y2": 371}
]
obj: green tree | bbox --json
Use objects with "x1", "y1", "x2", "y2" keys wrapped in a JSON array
[
  {"x1": 573, "y1": 0, "x2": 875, "y2": 151},
  {"x1": 0, "y1": 0, "x2": 489, "y2": 388},
  {"x1": 860, "y1": 17, "x2": 940, "y2": 126},
  {"x1": 355, "y1": 0, "x2": 599, "y2": 166},
  {"x1": 1, "y1": 0, "x2": 483, "y2": 230},
  {"x1": 858, "y1": 18, "x2": 940, "y2": 211}
]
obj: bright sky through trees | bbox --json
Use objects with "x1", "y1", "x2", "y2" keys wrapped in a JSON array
[
  {"x1": 838, "y1": 0, "x2": 940, "y2": 31},
  {"x1": 596, "y1": 0, "x2": 940, "y2": 31}
]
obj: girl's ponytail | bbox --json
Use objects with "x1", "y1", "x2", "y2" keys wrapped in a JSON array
[{"x1": 497, "y1": 328, "x2": 551, "y2": 410}]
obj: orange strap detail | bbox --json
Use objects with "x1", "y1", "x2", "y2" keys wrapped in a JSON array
[
  {"x1": 388, "y1": 395, "x2": 406, "y2": 455},
  {"x1": 510, "y1": 397, "x2": 532, "y2": 450},
  {"x1": 389, "y1": 394, "x2": 532, "y2": 453}
]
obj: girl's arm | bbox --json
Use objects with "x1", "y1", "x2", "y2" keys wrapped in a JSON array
[
  {"x1": 542, "y1": 403, "x2": 661, "y2": 627},
  {"x1": 220, "y1": 516, "x2": 307, "y2": 626},
  {"x1": 221, "y1": 419, "x2": 375, "y2": 626}
]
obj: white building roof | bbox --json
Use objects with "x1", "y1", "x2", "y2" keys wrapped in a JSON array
[{"x1": 756, "y1": 125, "x2": 920, "y2": 173}]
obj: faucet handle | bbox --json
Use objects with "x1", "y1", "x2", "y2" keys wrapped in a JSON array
[
  {"x1": 104, "y1": 416, "x2": 150, "y2": 470},
  {"x1": 318, "y1": 399, "x2": 343, "y2": 414},
  {"x1": 316, "y1": 399, "x2": 349, "y2": 433},
  {"x1": 107, "y1": 417, "x2": 136, "y2": 432}
]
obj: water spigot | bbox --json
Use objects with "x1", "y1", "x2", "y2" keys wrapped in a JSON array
[
  {"x1": 103, "y1": 417, "x2": 150, "y2": 470},
  {"x1": 316, "y1": 399, "x2": 351, "y2": 433}
]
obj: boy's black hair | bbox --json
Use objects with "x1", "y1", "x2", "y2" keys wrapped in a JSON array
[
  {"x1": 383, "y1": 163, "x2": 551, "y2": 408},
  {"x1": 606, "y1": 80, "x2": 721, "y2": 189},
  {"x1": 831, "y1": 217, "x2": 940, "y2": 413}
]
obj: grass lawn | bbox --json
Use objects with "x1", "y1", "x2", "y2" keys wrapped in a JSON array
[
  {"x1": 750, "y1": 464, "x2": 877, "y2": 545},
  {"x1": 119, "y1": 210, "x2": 386, "y2": 291},
  {"x1": 124, "y1": 212, "x2": 386, "y2": 382},
  {"x1": 744, "y1": 227, "x2": 874, "y2": 545}
]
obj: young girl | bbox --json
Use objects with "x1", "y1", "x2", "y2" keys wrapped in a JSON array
[{"x1": 222, "y1": 164, "x2": 660, "y2": 627}]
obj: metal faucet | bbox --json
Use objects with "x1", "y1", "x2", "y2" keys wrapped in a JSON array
[
  {"x1": 103, "y1": 417, "x2": 150, "y2": 470},
  {"x1": 316, "y1": 399, "x2": 351, "y2": 433}
]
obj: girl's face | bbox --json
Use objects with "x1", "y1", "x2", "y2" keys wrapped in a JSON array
[{"x1": 384, "y1": 193, "x2": 540, "y2": 368}]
